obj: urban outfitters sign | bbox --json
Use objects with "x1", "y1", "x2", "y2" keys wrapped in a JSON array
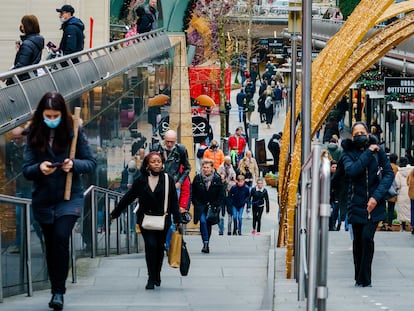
[{"x1": 384, "y1": 77, "x2": 414, "y2": 95}]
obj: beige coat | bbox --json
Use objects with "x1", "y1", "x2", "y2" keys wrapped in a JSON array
[
  {"x1": 407, "y1": 168, "x2": 414, "y2": 200},
  {"x1": 395, "y1": 165, "x2": 412, "y2": 222}
]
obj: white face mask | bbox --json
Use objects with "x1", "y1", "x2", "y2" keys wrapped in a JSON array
[{"x1": 60, "y1": 17, "x2": 66, "y2": 24}]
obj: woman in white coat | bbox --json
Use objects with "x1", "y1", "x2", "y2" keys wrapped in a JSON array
[{"x1": 395, "y1": 157, "x2": 412, "y2": 231}]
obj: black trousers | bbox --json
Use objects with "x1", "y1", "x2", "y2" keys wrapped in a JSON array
[
  {"x1": 252, "y1": 205, "x2": 264, "y2": 232},
  {"x1": 141, "y1": 228, "x2": 167, "y2": 282},
  {"x1": 352, "y1": 221, "x2": 378, "y2": 286},
  {"x1": 41, "y1": 215, "x2": 78, "y2": 295}
]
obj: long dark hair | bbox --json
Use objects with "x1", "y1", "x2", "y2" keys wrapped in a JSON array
[{"x1": 27, "y1": 92, "x2": 73, "y2": 154}]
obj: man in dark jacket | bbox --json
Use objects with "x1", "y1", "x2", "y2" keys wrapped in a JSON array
[
  {"x1": 342, "y1": 122, "x2": 393, "y2": 288},
  {"x1": 150, "y1": 129, "x2": 191, "y2": 194},
  {"x1": 55, "y1": 5, "x2": 84, "y2": 57}
]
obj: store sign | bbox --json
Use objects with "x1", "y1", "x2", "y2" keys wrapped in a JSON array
[
  {"x1": 384, "y1": 77, "x2": 414, "y2": 95},
  {"x1": 158, "y1": 115, "x2": 212, "y2": 143}
]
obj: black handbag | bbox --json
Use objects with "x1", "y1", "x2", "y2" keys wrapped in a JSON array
[
  {"x1": 180, "y1": 238, "x2": 190, "y2": 276},
  {"x1": 206, "y1": 205, "x2": 219, "y2": 225}
]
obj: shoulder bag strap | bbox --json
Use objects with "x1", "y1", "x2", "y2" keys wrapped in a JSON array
[{"x1": 164, "y1": 173, "x2": 169, "y2": 215}]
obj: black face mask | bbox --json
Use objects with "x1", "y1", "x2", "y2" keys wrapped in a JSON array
[{"x1": 353, "y1": 134, "x2": 368, "y2": 148}]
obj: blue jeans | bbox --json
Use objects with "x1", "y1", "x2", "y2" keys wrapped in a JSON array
[
  {"x1": 199, "y1": 213, "x2": 211, "y2": 242},
  {"x1": 232, "y1": 206, "x2": 244, "y2": 234},
  {"x1": 238, "y1": 106, "x2": 243, "y2": 122}
]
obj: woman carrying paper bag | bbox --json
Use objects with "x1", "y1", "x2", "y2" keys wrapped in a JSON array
[{"x1": 111, "y1": 152, "x2": 182, "y2": 290}]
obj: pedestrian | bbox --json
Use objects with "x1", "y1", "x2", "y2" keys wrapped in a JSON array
[
  {"x1": 144, "y1": 0, "x2": 158, "y2": 30},
  {"x1": 267, "y1": 133, "x2": 281, "y2": 173},
  {"x1": 407, "y1": 167, "x2": 414, "y2": 234},
  {"x1": 395, "y1": 157, "x2": 412, "y2": 231},
  {"x1": 110, "y1": 152, "x2": 182, "y2": 289},
  {"x1": 55, "y1": 5, "x2": 84, "y2": 59},
  {"x1": 250, "y1": 178, "x2": 269, "y2": 235},
  {"x1": 192, "y1": 158, "x2": 224, "y2": 253},
  {"x1": 6, "y1": 15, "x2": 44, "y2": 85},
  {"x1": 228, "y1": 126, "x2": 247, "y2": 164},
  {"x1": 329, "y1": 160, "x2": 340, "y2": 231},
  {"x1": 341, "y1": 121, "x2": 393, "y2": 287},
  {"x1": 332, "y1": 7, "x2": 343, "y2": 21},
  {"x1": 22, "y1": 92, "x2": 96, "y2": 310},
  {"x1": 202, "y1": 139, "x2": 224, "y2": 171},
  {"x1": 229, "y1": 175, "x2": 250, "y2": 235},
  {"x1": 151, "y1": 129, "x2": 191, "y2": 197},
  {"x1": 264, "y1": 86, "x2": 274, "y2": 128},
  {"x1": 6, "y1": 127, "x2": 43, "y2": 254},
  {"x1": 383, "y1": 153, "x2": 398, "y2": 231},
  {"x1": 237, "y1": 150, "x2": 259, "y2": 218},
  {"x1": 135, "y1": 5, "x2": 154, "y2": 33},
  {"x1": 236, "y1": 88, "x2": 246, "y2": 123},
  {"x1": 217, "y1": 156, "x2": 237, "y2": 235}
]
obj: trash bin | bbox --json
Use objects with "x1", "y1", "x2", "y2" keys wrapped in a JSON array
[{"x1": 248, "y1": 123, "x2": 258, "y2": 149}]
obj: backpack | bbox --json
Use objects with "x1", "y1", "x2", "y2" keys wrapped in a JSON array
[{"x1": 265, "y1": 96, "x2": 273, "y2": 109}]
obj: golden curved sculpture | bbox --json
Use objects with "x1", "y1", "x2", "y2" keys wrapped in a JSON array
[{"x1": 278, "y1": 0, "x2": 414, "y2": 277}]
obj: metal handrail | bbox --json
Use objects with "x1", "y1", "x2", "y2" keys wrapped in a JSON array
[
  {"x1": 0, "y1": 194, "x2": 33, "y2": 300},
  {"x1": 0, "y1": 29, "x2": 172, "y2": 135},
  {"x1": 296, "y1": 144, "x2": 331, "y2": 311}
]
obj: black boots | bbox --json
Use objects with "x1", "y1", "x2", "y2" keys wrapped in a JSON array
[
  {"x1": 201, "y1": 242, "x2": 209, "y2": 253},
  {"x1": 49, "y1": 294, "x2": 64, "y2": 310}
]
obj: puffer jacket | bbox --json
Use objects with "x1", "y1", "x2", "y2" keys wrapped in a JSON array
[
  {"x1": 13, "y1": 33, "x2": 44, "y2": 69},
  {"x1": 59, "y1": 16, "x2": 85, "y2": 55},
  {"x1": 341, "y1": 137, "x2": 393, "y2": 224}
]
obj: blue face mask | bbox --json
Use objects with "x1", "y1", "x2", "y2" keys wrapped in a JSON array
[{"x1": 44, "y1": 116, "x2": 61, "y2": 129}]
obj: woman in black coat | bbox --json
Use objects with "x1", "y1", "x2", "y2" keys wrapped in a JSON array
[
  {"x1": 342, "y1": 122, "x2": 393, "y2": 288},
  {"x1": 192, "y1": 158, "x2": 224, "y2": 253},
  {"x1": 135, "y1": 6, "x2": 154, "y2": 33},
  {"x1": 111, "y1": 152, "x2": 181, "y2": 290},
  {"x1": 23, "y1": 92, "x2": 96, "y2": 310}
]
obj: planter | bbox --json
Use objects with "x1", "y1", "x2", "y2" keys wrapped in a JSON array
[
  {"x1": 265, "y1": 177, "x2": 278, "y2": 187},
  {"x1": 391, "y1": 224, "x2": 401, "y2": 232}
]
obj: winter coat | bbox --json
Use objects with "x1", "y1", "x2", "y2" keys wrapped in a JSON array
[
  {"x1": 151, "y1": 143, "x2": 191, "y2": 185},
  {"x1": 408, "y1": 169, "x2": 414, "y2": 200},
  {"x1": 395, "y1": 166, "x2": 412, "y2": 222},
  {"x1": 203, "y1": 148, "x2": 225, "y2": 171},
  {"x1": 341, "y1": 137, "x2": 393, "y2": 224},
  {"x1": 228, "y1": 135, "x2": 246, "y2": 157},
  {"x1": 136, "y1": 11, "x2": 154, "y2": 33},
  {"x1": 111, "y1": 172, "x2": 181, "y2": 230},
  {"x1": 229, "y1": 184, "x2": 250, "y2": 209},
  {"x1": 387, "y1": 162, "x2": 399, "y2": 203},
  {"x1": 59, "y1": 16, "x2": 85, "y2": 55},
  {"x1": 327, "y1": 143, "x2": 342, "y2": 162},
  {"x1": 250, "y1": 187, "x2": 269, "y2": 212},
  {"x1": 23, "y1": 128, "x2": 96, "y2": 224},
  {"x1": 13, "y1": 33, "x2": 44, "y2": 69},
  {"x1": 217, "y1": 162, "x2": 237, "y2": 192},
  {"x1": 191, "y1": 172, "x2": 224, "y2": 224}
]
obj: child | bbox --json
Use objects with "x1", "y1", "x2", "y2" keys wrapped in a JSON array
[
  {"x1": 250, "y1": 178, "x2": 269, "y2": 235},
  {"x1": 229, "y1": 175, "x2": 250, "y2": 235}
]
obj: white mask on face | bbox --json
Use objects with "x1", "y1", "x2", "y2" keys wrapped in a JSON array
[{"x1": 60, "y1": 17, "x2": 66, "y2": 24}]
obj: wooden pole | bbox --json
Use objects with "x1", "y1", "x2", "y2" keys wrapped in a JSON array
[{"x1": 64, "y1": 107, "x2": 81, "y2": 200}]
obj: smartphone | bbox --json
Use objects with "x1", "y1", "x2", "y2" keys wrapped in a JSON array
[
  {"x1": 47, "y1": 162, "x2": 62, "y2": 168},
  {"x1": 47, "y1": 41, "x2": 56, "y2": 49}
]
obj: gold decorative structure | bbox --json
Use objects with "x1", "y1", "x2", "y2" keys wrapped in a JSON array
[{"x1": 277, "y1": 0, "x2": 414, "y2": 278}]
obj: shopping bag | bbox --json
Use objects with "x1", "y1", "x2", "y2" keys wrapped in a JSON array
[
  {"x1": 168, "y1": 229, "x2": 182, "y2": 268},
  {"x1": 180, "y1": 238, "x2": 191, "y2": 276}
]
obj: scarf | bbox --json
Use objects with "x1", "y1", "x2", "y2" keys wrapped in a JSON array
[{"x1": 201, "y1": 173, "x2": 214, "y2": 190}]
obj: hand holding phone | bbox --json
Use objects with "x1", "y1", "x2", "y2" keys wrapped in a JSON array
[
  {"x1": 47, "y1": 41, "x2": 56, "y2": 49},
  {"x1": 47, "y1": 162, "x2": 63, "y2": 168}
]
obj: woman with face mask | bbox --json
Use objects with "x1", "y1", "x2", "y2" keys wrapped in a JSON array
[
  {"x1": 7, "y1": 15, "x2": 44, "y2": 85},
  {"x1": 23, "y1": 92, "x2": 96, "y2": 310},
  {"x1": 341, "y1": 121, "x2": 394, "y2": 288}
]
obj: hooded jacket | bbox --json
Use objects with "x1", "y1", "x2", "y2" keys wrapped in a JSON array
[
  {"x1": 341, "y1": 136, "x2": 393, "y2": 224},
  {"x1": 59, "y1": 16, "x2": 85, "y2": 55}
]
